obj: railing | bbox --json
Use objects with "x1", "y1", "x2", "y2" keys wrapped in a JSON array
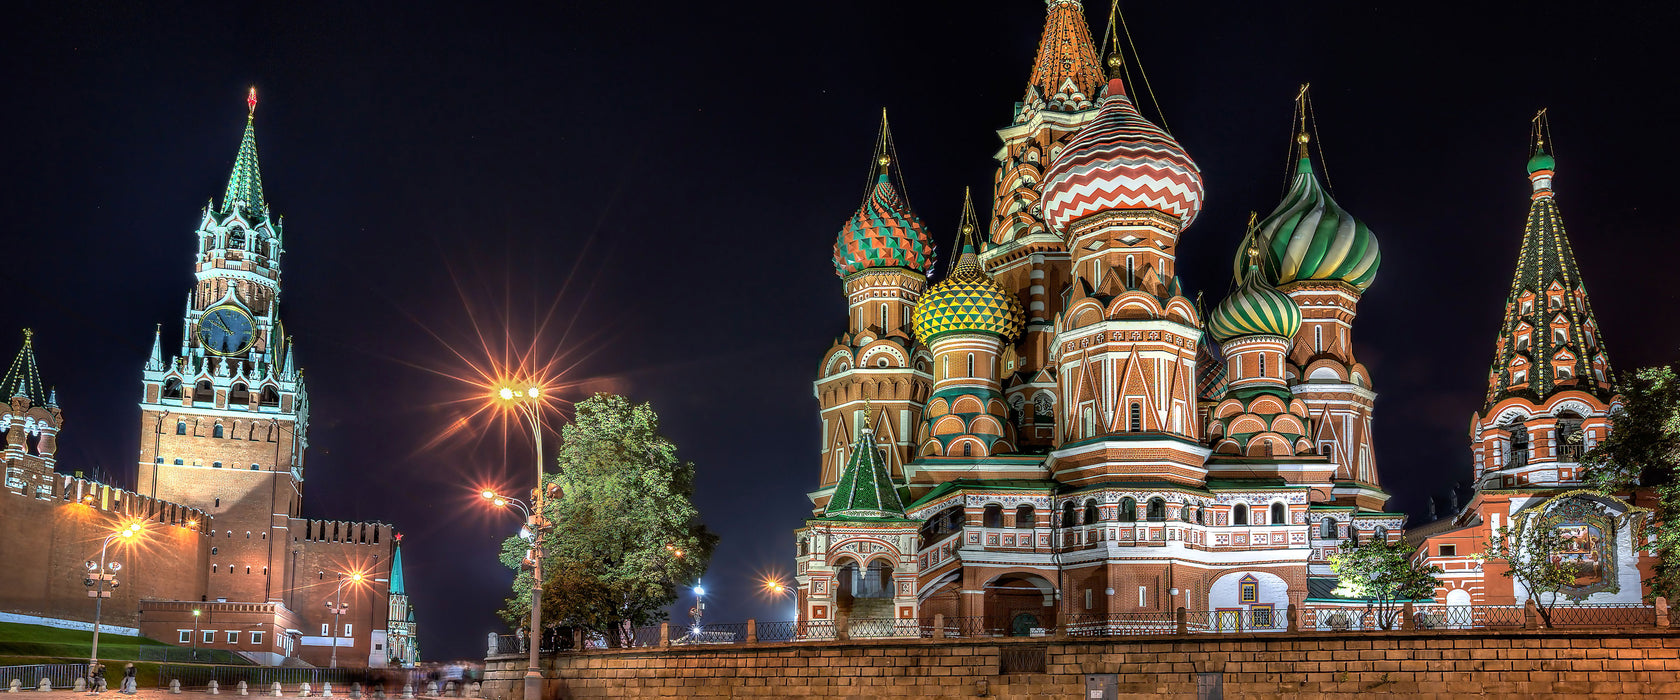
[
  {"x1": 1066, "y1": 612, "x2": 1179, "y2": 637},
  {"x1": 1402, "y1": 605, "x2": 1525, "y2": 630},
  {"x1": 673, "y1": 622, "x2": 745, "y2": 645},
  {"x1": 845, "y1": 618, "x2": 920, "y2": 638},
  {"x1": 1540, "y1": 603, "x2": 1656, "y2": 627},
  {"x1": 1187, "y1": 609, "x2": 1287, "y2": 633},
  {"x1": 921, "y1": 616, "x2": 994, "y2": 638},
  {"x1": 1557, "y1": 444, "x2": 1586, "y2": 462},
  {"x1": 755, "y1": 620, "x2": 803, "y2": 643},
  {"x1": 0, "y1": 664, "x2": 88, "y2": 690},
  {"x1": 153, "y1": 666, "x2": 420, "y2": 690}
]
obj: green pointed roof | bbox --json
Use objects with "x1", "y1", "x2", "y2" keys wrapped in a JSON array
[
  {"x1": 389, "y1": 542, "x2": 406, "y2": 596},
  {"x1": 824, "y1": 429, "x2": 905, "y2": 519},
  {"x1": 221, "y1": 89, "x2": 269, "y2": 219},
  {"x1": 3, "y1": 329, "x2": 47, "y2": 406}
]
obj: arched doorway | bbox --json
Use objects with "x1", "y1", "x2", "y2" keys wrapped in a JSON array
[
  {"x1": 984, "y1": 572, "x2": 1058, "y2": 637},
  {"x1": 837, "y1": 557, "x2": 896, "y2": 636}
]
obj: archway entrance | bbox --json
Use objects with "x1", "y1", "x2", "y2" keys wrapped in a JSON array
[
  {"x1": 837, "y1": 558, "x2": 896, "y2": 635},
  {"x1": 1010, "y1": 613, "x2": 1039, "y2": 636},
  {"x1": 984, "y1": 572, "x2": 1057, "y2": 637}
]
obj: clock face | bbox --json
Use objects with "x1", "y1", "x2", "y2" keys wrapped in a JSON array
[{"x1": 199, "y1": 306, "x2": 256, "y2": 356}]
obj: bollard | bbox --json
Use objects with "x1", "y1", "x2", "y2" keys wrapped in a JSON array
[
  {"x1": 350, "y1": 683, "x2": 363, "y2": 699},
  {"x1": 747, "y1": 619, "x2": 757, "y2": 644},
  {"x1": 74, "y1": 679, "x2": 86, "y2": 693},
  {"x1": 400, "y1": 685, "x2": 413, "y2": 700},
  {"x1": 659, "y1": 622, "x2": 670, "y2": 647},
  {"x1": 442, "y1": 682, "x2": 455, "y2": 697},
  {"x1": 270, "y1": 683, "x2": 282, "y2": 698},
  {"x1": 933, "y1": 613, "x2": 945, "y2": 640},
  {"x1": 469, "y1": 684, "x2": 480, "y2": 699},
  {"x1": 321, "y1": 683, "x2": 332, "y2": 699},
  {"x1": 35, "y1": 679, "x2": 49, "y2": 692},
  {"x1": 238, "y1": 682, "x2": 248, "y2": 697},
  {"x1": 208, "y1": 680, "x2": 220, "y2": 695},
  {"x1": 1658, "y1": 597, "x2": 1671, "y2": 628},
  {"x1": 10, "y1": 679, "x2": 22, "y2": 693},
  {"x1": 1524, "y1": 599, "x2": 1539, "y2": 630},
  {"x1": 1401, "y1": 602, "x2": 1415, "y2": 631},
  {"x1": 298, "y1": 683, "x2": 311, "y2": 698},
  {"x1": 1285, "y1": 604, "x2": 1297, "y2": 633},
  {"x1": 169, "y1": 680, "x2": 182, "y2": 695},
  {"x1": 99, "y1": 679, "x2": 108, "y2": 694},
  {"x1": 1177, "y1": 607, "x2": 1189, "y2": 635},
  {"x1": 425, "y1": 683, "x2": 437, "y2": 698}
]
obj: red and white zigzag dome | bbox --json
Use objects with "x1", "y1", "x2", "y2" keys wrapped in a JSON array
[{"x1": 1040, "y1": 78, "x2": 1204, "y2": 234}]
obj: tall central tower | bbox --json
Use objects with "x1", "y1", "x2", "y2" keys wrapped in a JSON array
[{"x1": 135, "y1": 89, "x2": 309, "y2": 605}]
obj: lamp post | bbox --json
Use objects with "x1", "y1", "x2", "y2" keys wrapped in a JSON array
[
  {"x1": 494, "y1": 383, "x2": 546, "y2": 700},
  {"x1": 327, "y1": 572, "x2": 362, "y2": 669},
  {"x1": 89, "y1": 522, "x2": 142, "y2": 674},
  {"x1": 191, "y1": 609, "x2": 201, "y2": 659}
]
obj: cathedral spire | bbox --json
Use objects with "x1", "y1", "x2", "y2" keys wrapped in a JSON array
[
  {"x1": 221, "y1": 87, "x2": 268, "y2": 219},
  {"x1": 1021, "y1": 0, "x2": 1105, "y2": 117},
  {"x1": 146, "y1": 324, "x2": 164, "y2": 372},
  {"x1": 824, "y1": 426, "x2": 906, "y2": 519},
  {"x1": 389, "y1": 542, "x2": 407, "y2": 596},
  {"x1": 1484, "y1": 112, "x2": 1614, "y2": 408},
  {"x1": 3, "y1": 329, "x2": 47, "y2": 406}
]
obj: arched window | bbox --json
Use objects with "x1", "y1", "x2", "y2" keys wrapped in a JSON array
[
  {"x1": 229, "y1": 383, "x2": 250, "y2": 406},
  {"x1": 1508, "y1": 423, "x2": 1529, "y2": 467},
  {"x1": 1119, "y1": 497, "x2": 1137, "y2": 522},
  {"x1": 967, "y1": 354, "x2": 975, "y2": 378},
  {"x1": 1083, "y1": 499, "x2": 1100, "y2": 525},
  {"x1": 1270, "y1": 502, "x2": 1286, "y2": 526},
  {"x1": 251, "y1": 464, "x2": 260, "y2": 471},
  {"x1": 176, "y1": 421, "x2": 187, "y2": 435},
  {"x1": 213, "y1": 424, "x2": 224, "y2": 438},
  {"x1": 1314, "y1": 326, "x2": 1322, "y2": 353},
  {"x1": 982, "y1": 504, "x2": 1003, "y2": 528},
  {"x1": 193, "y1": 381, "x2": 214, "y2": 403},
  {"x1": 1146, "y1": 498, "x2": 1166, "y2": 522},
  {"x1": 1348, "y1": 527, "x2": 1360, "y2": 545},
  {"x1": 163, "y1": 378, "x2": 183, "y2": 399},
  {"x1": 260, "y1": 386, "x2": 280, "y2": 406},
  {"x1": 1181, "y1": 503, "x2": 1193, "y2": 523},
  {"x1": 1259, "y1": 355, "x2": 1267, "y2": 377},
  {"x1": 1126, "y1": 256, "x2": 1136, "y2": 288},
  {"x1": 212, "y1": 462, "x2": 222, "y2": 469},
  {"x1": 173, "y1": 459, "x2": 184, "y2": 465},
  {"x1": 1233, "y1": 503, "x2": 1249, "y2": 526},
  {"x1": 1061, "y1": 501, "x2": 1076, "y2": 527},
  {"x1": 1195, "y1": 507, "x2": 1205, "y2": 525},
  {"x1": 1321, "y1": 517, "x2": 1338, "y2": 539},
  {"x1": 880, "y1": 302, "x2": 889, "y2": 328},
  {"x1": 1374, "y1": 525, "x2": 1389, "y2": 541},
  {"x1": 962, "y1": 443, "x2": 972, "y2": 457},
  {"x1": 1129, "y1": 403, "x2": 1142, "y2": 432},
  {"x1": 1015, "y1": 504, "x2": 1035, "y2": 529}
]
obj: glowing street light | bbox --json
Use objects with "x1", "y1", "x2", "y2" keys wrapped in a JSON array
[
  {"x1": 489, "y1": 381, "x2": 548, "y2": 700},
  {"x1": 89, "y1": 522, "x2": 145, "y2": 674},
  {"x1": 327, "y1": 571, "x2": 366, "y2": 669}
]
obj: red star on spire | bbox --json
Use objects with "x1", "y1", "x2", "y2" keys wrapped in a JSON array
[{"x1": 247, "y1": 86, "x2": 258, "y2": 114}]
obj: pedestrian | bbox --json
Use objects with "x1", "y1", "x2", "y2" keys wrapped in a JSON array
[
  {"x1": 121, "y1": 664, "x2": 137, "y2": 694},
  {"x1": 88, "y1": 663, "x2": 105, "y2": 695}
]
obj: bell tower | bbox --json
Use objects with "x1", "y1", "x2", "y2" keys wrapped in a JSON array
[{"x1": 135, "y1": 89, "x2": 308, "y2": 605}]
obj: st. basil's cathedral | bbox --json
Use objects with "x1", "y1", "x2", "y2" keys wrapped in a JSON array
[{"x1": 793, "y1": 0, "x2": 1656, "y2": 635}]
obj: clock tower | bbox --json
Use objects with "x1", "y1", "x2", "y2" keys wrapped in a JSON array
[{"x1": 136, "y1": 89, "x2": 309, "y2": 605}]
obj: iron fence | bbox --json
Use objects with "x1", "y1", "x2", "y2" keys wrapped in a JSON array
[
  {"x1": 755, "y1": 620, "x2": 802, "y2": 643},
  {"x1": 488, "y1": 634, "x2": 524, "y2": 655},
  {"x1": 672, "y1": 622, "x2": 746, "y2": 645},
  {"x1": 1406, "y1": 605, "x2": 1525, "y2": 630},
  {"x1": 1541, "y1": 603, "x2": 1657, "y2": 628},
  {"x1": 845, "y1": 618, "x2": 919, "y2": 639},
  {"x1": 1065, "y1": 612, "x2": 1178, "y2": 637},
  {"x1": 153, "y1": 665, "x2": 418, "y2": 690},
  {"x1": 133, "y1": 646, "x2": 252, "y2": 664},
  {"x1": 920, "y1": 616, "x2": 992, "y2": 638},
  {"x1": 0, "y1": 664, "x2": 88, "y2": 690},
  {"x1": 1186, "y1": 608, "x2": 1287, "y2": 633}
]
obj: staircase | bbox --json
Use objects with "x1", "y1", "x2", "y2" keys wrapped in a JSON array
[{"x1": 845, "y1": 598, "x2": 903, "y2": 638}]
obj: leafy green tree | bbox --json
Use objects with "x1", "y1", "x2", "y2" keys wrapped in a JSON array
[
  {"x1": 1328, "y1": 538, "x2": 1442, "y2": 629},
  {"x1": 1580, "y1": 365, "x2": 1680, "y2": 600},
  {"x1": 1476, "y1": 521, "x2": 1573, "y2": 627},
  {"x1": 497, "y1": 393, "x2": 717, "y2": 646}
]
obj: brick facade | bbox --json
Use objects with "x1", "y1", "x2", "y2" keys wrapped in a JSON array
[{"x1": 484, "y1": 628, "x2": 1680, "y2": 699}]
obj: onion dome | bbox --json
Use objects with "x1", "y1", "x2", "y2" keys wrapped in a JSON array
[
  {"x1": 1208, "y1": 264, "x2": 1302, "y2": 343},
  {"x1": 1526, "y1": 149, "x2": 1555, "y2": 174},
  {"x1": 1040, "y1": 77, "x2": 1205, "y2": 234},
  {"x1": 833, "y1": 171, "x2": 936, "y2": 278},
  {"x1": 1242, "y1": 154, "x2": 1380, "y2": 292},
  {"x1": 912, "y1": 196, "x2": 1026, "y2": 343}
]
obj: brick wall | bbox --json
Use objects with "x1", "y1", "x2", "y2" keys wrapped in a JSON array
[{"x1": 483, "y1": 628, "x2": 1680, "y2": 699}]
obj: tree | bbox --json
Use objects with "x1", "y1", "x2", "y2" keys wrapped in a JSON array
[
  {"x1": 1476, "y1": 521, "x2": 1573, "y2": 627},
  {"x1": 1580, "y1": 365, "x2": 1680, "y2": 600},
  {"x1": 497, "y1": 393, "x2": 718, "y2": 646},
  {"x1": 1328, "y1": 538, "x2": 1442, "y2": 629}
]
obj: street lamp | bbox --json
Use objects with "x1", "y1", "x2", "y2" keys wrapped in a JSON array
[
  {"x1": 89, "y1": 522, "x2": 143, "y2": 675},
  {"x1": 491, "y1": 382, "x2": 548, "y2": 700},
  {"x1": 191, "y1": 609, "x2": 201, "y2": 658},
  {"x1": 327, "y1": 572, "x2": 364, "y2": 669}
]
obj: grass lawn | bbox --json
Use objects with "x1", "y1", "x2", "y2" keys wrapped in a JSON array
[{"x1": 0, "y1": 622, "x2": 246, "y2": 668}]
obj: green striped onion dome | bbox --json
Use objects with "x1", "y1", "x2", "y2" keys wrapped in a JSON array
[
  {"x1": 1208, "y1": 265, "x2": 1302, "y2": 343},
  {"x1": 912, "y1": 248, "x2": 1025, "y2": 344},
  {"x1": 1239, "y1": 157, "x2": 1380, "y2": 292},
  {"x1": 1527, "y1": 149, "x2": 1556, "y2": 174},
  {"x1": 833, "y1": 174, "x2": 937, "y2": 278}
]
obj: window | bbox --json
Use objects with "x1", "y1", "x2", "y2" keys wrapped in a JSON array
[
  {"x1": 1181, "y1": 503, "x2": 1193, "y2": 523},
  {"x1": 1083, "y1": 499, "x2": 1099, "y2": 525},
  {"x1": 1270, "y1": 503, "x2": 1285, "y2": 526},
  {"x1": 1015, "y1": 504, "x2": 1035, "y2": 529},
  {"x1": 213, "y1": 424, "x2": 224, "y2": 438},
  {"x1": 1233, "y1": 504, "x2": 1249, "y2": 526},
  {"x1": 1126, "y1": 256, "x2": 1136, "y2": 288},
  {"x1": 155, "y1": 457, "x2": 163, "y2": 463},
  {"x1": 1138, "y1": 585, "x2": 1147, "y2": 607},
  {"x1": 174, "y1": 459, "x2": 184, "y2": 465},
  {"x1": 213, "y1": 462, "x2": 222, "y2": 469},
  {"x1": 227, "y1": 631, "x2": 239, "y2": 644},
  {"x1": 1374, "y1": 526, "x2": 1388, "y2": 541},
  {"x1": 1239, "y1": 575, "x2": 1258, "y2": 603},
  {"x1": 1062, "y1": 501, "x2": 1076, "y2": 527},
  {"x1": 1320, "y1": 517, "x2": 1338, "y2": 539},
  {"x1": 211, "y1": 547, "x2": 218, "y2": 555},
  {"x1": 1081, "y1": 405, "x2": 1096, "y2": 437},
  {"x1": 342, "y1": 625, "x2": 353, "y2": 637},
  {"x1": 982, "y1": 504, "x2": 1003, "y2": 528},
  {"x1": 1195, "y1": 508, "x2": 1204, "y2": 525},
  {"x1": 251, "y1": 631, "x2": 264, "y2": 646},
  {"x1": 1119, "y1": 497, "x2": 1137, "y2": 522},
  {"x1": 1314, "y1": 326, "x2": 1322, "y2": 353},
  {"x1": 203, "y1": 630, "x2": 216, "y2": 644},
  {"x1": 1439, "y1": 544, "x2": 1457, "y2": 557},
  {"x1": 1259, "y1": 355, "x2": 1267, "y2": 377},
  {"x1": 1146, "y1": 498, "x2": 1165, "y2": 522},
  {"x1": 176, "y1": 422, "x2": 187, "y2": 435},
  {"x1": 1251, "y1": 604, "x2": 1274, "y2": 628},
  {"x1": 163, "y1": 378, "x2": 183, "y2": 399},
  {"x1": 321, "y1": 624, "x2": 330, "y2": 636},
  {"x1": 251, "y1": 464, "x2": 260, "y2": 470},
  {"x1": 179, "y1": 631, "x2": 191, "y2": 644},
  {"x1": 1129, "y1": 403, "x2": 1142, "y2": 432},
  {"x1": 1084, "y1": 589, "x2": 1092, "y2": 610},
  {"x1": 967, "y1": 354, "x2": 975, "y2": 378},
  {"x1": 880, "y1": 302, "x2": 888, "y2": 328}
]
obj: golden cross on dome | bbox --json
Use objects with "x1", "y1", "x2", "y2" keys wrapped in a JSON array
[{"x1": 21, "y1": 328, "x2": 33, "y2": 347}]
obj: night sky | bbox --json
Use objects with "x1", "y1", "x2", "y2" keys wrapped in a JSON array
[{"x1": 4, "y1": 1, "x2": 1677, "y2": 661}]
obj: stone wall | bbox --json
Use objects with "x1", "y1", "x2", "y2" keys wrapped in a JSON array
[{"x1": 484, "y1": 627, "x2": 1680, "y2": 699}]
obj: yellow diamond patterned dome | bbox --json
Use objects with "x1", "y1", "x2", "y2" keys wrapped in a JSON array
[{"x1": 912, "y1": 247, "x2": 1025, "y2": 344}]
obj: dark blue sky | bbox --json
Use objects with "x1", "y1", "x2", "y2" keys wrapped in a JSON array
[{"x1": 3, "y1": 1, "x2": 1676, "y2": 660}]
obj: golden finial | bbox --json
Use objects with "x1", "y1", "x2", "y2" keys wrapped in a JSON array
[
  {"x1": 878, "y1": 155, "x2": 891, "y2": 167},
  {"x1": 21, "y1": 328, "x2": 33, "y2": 347},
  {"x1": 247, "y1": 86, "x2": 258, "y2": 115}
]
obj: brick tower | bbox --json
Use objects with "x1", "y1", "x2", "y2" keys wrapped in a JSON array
[{"x1": 134, "y1": 88, "x2": 309, "y2": 606}]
